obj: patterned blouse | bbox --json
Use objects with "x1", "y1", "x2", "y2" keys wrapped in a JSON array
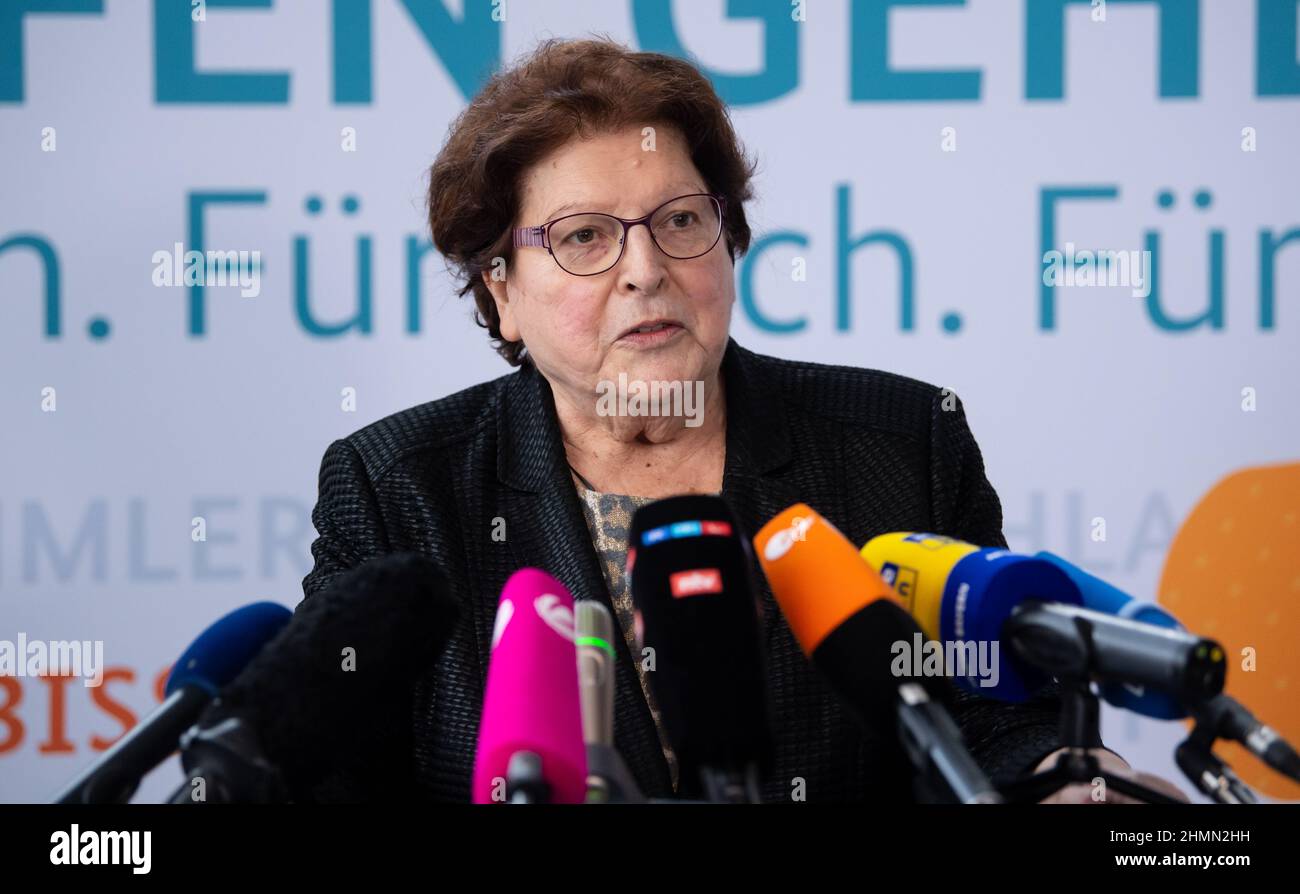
[{"x1": 571, "y1": 474, "x2": 682, "y2": 792}]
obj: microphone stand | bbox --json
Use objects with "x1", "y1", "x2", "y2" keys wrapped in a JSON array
[
  {"x1": 896, "y1": 683, "x2": 1003, "y2": 804},
  {"x1": 166, "y1": 716, "x2": 288, "y2": 804},
  {"x1": 1174, "y1": 719, "x2": 1259, "y2": 804},
  {"x1": 585, "y1": 744, "x2": 647, "y2": 804},
  {"x1": 698, "y1": 765, "x2": 763, "y2": 804},
  {"x1": 505, "y1": 751, "x2": 551, "y2": 804},
  {"x1": 998, "y1": 677, "x2": 1183, "y2": 804}
]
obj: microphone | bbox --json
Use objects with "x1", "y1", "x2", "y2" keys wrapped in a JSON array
[
  {"x1": 1035, "y1": 550, "x2": 1187, "y2": 719},
  {"x1": 1004, "y1": 601, "x2": 1226, "y2": 705},
  {"x1": 1174, "y1": 737, "x2": 1258, "y2": 804},
  {"x1": 754, "y1": 505, "x2": 1001, "y2": 804},
  {"x1": 628, "y1": 494, "x2": 771, "y2": 803},
  {"x1": 861, "y1": 533, "x2": 1227, "y2": 705},
  {"x1": 472, "y1": 568, "x2": 587, "y2": 804},
  {"x1": 1192, "y1": 694, "x2": 1300, "y2": 784},
  {"x1": 860, "y1": 532, "x2": 1081, "y2": 702},
  {"x1": 577, "y1": 600, "x2": 615, "y2": 748},
  {"x1": 1000, "y1": 554, "x2": 1296, "y2": 784},
  {"x1": 53, "y1": 601, "x2": 292, "y2": 804},
  {"x1": 170, "y1": 553, "x2": 460, "y2": 803},
  {"x1": 575, "y1": 600, "x2": 643, "y2": 803}
]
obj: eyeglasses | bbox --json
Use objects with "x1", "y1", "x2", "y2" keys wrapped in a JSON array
[{"x1": 513, "y1": 192, "x2": 727, "y2": 276}]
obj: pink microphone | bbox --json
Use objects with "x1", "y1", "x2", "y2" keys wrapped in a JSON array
[{"x1": 472, "y1": 568, "x2": 588, "y2": 804}]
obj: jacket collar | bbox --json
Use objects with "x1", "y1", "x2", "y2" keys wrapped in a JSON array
[{"x1": 496, "y1": 337, "x2": 792, "y2": 492}]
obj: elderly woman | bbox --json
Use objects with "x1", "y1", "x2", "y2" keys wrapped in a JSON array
[{"x1": 302, "y1": 37, "x2": 1173, "y2": 803}]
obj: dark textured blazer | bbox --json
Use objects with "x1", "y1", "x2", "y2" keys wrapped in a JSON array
[{"x1": 301, "y1": 338, "x2": 1072, "y2": 802}]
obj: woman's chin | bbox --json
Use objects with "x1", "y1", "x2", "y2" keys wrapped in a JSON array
[{"x1": 606, "y1": 345, "x2": 711, "y2": 387}]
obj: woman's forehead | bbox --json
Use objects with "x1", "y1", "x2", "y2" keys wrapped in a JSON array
[{"x1": 520, "y1": 127, "x2": 703, "y2": 218}]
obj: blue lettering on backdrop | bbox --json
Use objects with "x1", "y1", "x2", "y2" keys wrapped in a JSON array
[
  {"x1": 0, "y1": 0, "x2": 103, "y2": 103},
  {"x1": 1261, "y1": 228, "x2": 1300, "y2": 329},
  {"x1": 186, "y1": 192, "x2": 268, "y2": 336},
  {"x1": 332, "y1": 0, "x2": 501, "y2": 104},
  {"x1": 22, "y1": 498, "x2": 108, "y2": 583},
  {"x1": 734, "y1": 185, "x2": 919, "y2": 334},
  {"x1": 1039, "y1": 186, "x2": 1120, "y2": 330},
  {"x1": 406, "y1": 236, "x2": 437, "y2": 335},
  {"x1": 740, "y1": 232, "x2": 810, "y2": 333},
  {"x1": 836, "y1": 184, "x2": 916, "y2": 332},
  {"x1": 1257, "y1": 0, "x2": 1300, "y2": 96},
  {"x1": 155, "y1": 0, "x2": 290, "y2": 103},
  {"x1": 1040, "y1": 186, "x2": 1298, "y2": 333},
  {"x1": 294, "y1": 194, "x2": 372, "y2": 337},
  {"x1": 5, "y1": 498, "x2": 314, "y2": 584},
  {"x1": 1143, "y1": 190, "x2": 1224, "y2": 332},
  {"x1": 850, "y1": 0, "x2": 981, "y2": 101},
  {"x1": 633, "y1": 0, "x2": 798, "y2": 105},
  {"x1": 3, "y1": 184, "x2": 1295, "y2": 340},
  {"x1": 4, "y1": 1, "x2": 1300, "y2": 103},
  {"x1": 0, "y1": 234, "x2": 62, "y2": 337},
  {"x1": 1025, "y1": 0, "x2": 1199, "y2": 100}
]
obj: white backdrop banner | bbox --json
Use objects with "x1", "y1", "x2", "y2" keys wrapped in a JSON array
[{"x1": 2, "y1": 0, "x2": 1297, "y2": 803}]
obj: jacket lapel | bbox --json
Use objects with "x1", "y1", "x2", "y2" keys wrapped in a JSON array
[
  {"x1": 493, "y1": 362, "x2": 674, "y2": 796},
  {"x1": 717, "y1": 341, "x2": 800, "y2": 641}
]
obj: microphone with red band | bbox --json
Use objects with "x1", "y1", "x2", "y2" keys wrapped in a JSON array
[
  {"x1": 628, "y1": 494, "x2": 771, "y2": 803},
  {"x1": 473, "y1": 568, "x2": 588, "y2": 804},
  {"x1": 754, "y1": 505, "x2": 1002, "y2": 804}
]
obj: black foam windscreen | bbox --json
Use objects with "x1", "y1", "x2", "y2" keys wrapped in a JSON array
[
  {"x1": 812, "y1": 599, "x2": 962, "y2": 802},
  {"x1": 201, "y1": 552, "x2": 460, "y2": 801},
  {"x1": 627, "y1": 495, "x2": 771, "y2": 791},
  {"x1": 813, "y1": 598, "x2": 957, "y2": 729}
]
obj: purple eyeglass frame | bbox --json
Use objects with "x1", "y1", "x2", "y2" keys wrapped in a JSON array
[{"x1": 512, "y1": 192, "x2": 727, "y2": 275}]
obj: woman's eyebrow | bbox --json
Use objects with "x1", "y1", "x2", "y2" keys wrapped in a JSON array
[
  {"x1": 542, "y1": 200, "x2": 583, "y2": 220},
  {"x1": 540, "y1": 184, "x2": 707, "y2": 222}
]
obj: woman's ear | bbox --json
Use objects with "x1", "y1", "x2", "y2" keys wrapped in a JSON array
[{"x1": 481, "y1": 267, "x2": 520, "y2": 342}]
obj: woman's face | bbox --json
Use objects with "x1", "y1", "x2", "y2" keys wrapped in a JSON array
[{"x1": 484, "y1": 124, "x2": 735, "y2": 416}]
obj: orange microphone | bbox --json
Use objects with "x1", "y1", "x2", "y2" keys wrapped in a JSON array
[
  {"x1": 754, "y1": 504, "x2": 1002, "y2": 804},
  {"x1": 753, "y1": 505, "x2": 902, "y2": 655}
]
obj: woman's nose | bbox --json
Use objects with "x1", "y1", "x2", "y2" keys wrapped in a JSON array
[{"x1": 616, "y1": 223, "x2": 667, "y2": 294}]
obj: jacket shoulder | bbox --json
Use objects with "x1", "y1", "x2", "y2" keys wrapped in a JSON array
[
  {"x1": 741, "y1": 348, "x2": 945, "y2": 436},
  {"x1": 334, "y1": 370, "x2": 513, "y2": 483}
]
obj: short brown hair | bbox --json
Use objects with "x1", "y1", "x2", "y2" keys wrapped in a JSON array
[{"x1": 426, "y1": 37, "x2": 758, "y2": 366}]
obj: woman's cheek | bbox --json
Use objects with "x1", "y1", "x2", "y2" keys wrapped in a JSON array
[
  {"x1": 555, "y1": 292, "x2": 605, "y2": 342},
  {"x1": 697, "y1": 277, "x2": 734, "y2": 338}
]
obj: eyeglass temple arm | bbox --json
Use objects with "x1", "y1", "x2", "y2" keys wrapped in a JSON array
[{"x1": 513, "y1": 226, "x2": 547, "y2": 249}]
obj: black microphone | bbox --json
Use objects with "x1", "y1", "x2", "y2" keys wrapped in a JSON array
[
  {"x1": 1193, "y1": 693, "x2": 1300, "y2": 783},
  {"x1": 1174, "y1": 738, "x2": 1259, "y2": 804},
  {"x1": 1003, "y1": 601, "x2": 1226, "y2": 705},
  {"x1": 628, "y1": 495, "x2": 772, "y2": 803},
  {"x1": 53, "y1": 602, "x2": 291, "y2": 804},
  {"x1": 169, "y1": 553, "x2": 460, "y2": 803}
]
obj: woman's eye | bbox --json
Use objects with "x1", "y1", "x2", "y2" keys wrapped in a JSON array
[
  {"x1": 568, "y1": 228, "x2": 596, "y2": 244},
  {"x1": 668, "y1": 212, "x2": 697, "y2": 227}
]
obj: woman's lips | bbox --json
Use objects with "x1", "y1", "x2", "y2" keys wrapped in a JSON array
[{"x1": 617, "y1": 321, "x2": 684, "y2": 346}]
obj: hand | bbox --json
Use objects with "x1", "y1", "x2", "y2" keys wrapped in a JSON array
[{"x1": 1033, "y1": 747, "x2": 1190, "y2": 804}]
